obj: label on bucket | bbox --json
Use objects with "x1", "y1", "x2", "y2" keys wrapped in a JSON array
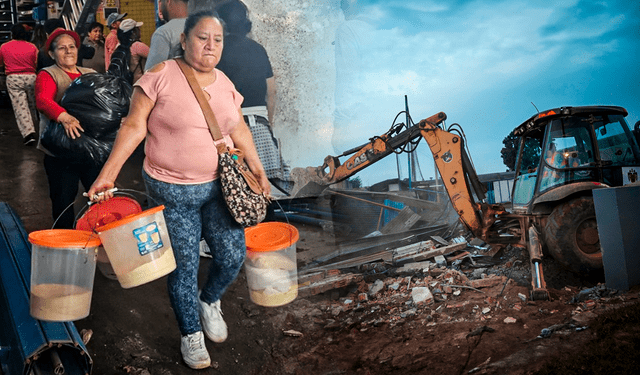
[{"x1": 132, "y1": 222, "x2": 164, "y2": 256}]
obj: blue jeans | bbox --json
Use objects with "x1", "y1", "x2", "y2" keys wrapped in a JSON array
[{"x1": 143, "y1": 170, "x2": 245, "y2": 335}]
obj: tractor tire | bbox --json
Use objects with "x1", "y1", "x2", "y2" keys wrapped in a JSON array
[{"x1": 543, "y1": 196, "x2": 603, "y2": 274}]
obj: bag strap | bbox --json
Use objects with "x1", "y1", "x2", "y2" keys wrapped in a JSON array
[{"x1": 175, "y1": 57, "x2": 227, "y2": 154}]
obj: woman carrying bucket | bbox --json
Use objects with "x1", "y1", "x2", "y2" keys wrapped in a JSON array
[{"x1": 88, "y1": 10, "x2": 270, "y2": 370}]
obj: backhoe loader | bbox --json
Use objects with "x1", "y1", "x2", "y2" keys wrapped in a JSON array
[{"x1": 317, "y1": 106, "x2": 640, "y2": 299}]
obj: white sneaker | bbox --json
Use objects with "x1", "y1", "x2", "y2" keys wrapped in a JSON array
[
  {"x1": 199, "y1": 239, "x2": 212, "y2": 258},
  {"x1": 180, "y1": 331, "x2": 211, "y2": 369},
  {"x1": 198, "y1": 294, "x2": 228, "y2": 343}
]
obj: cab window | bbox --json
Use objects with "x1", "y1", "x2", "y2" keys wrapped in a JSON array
[
  {"x1": 595, "y1": 115, "x2": 637, "y2": 166},
  {"x1": 512, "y1": 136, "x2": 541, "y2": 205},
  {"x1": 539, "y1": 117, "x2": 595, "y2": 191}
]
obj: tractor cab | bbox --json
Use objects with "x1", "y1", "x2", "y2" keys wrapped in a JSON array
[{"x1": 511, "y1": 106, "x2": 640, "y2": 214}]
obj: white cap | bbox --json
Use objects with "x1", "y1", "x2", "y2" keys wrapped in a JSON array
[{"x1": 119, "y1": 19, "x2": 143, "y2": 33}]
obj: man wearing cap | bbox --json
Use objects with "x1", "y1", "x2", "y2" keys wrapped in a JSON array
[
  {"x1": 108, "y1": 19, "x2": 147, "y2": 84},
  {"x1": 144, "y1": 0, "x2": 188, "y2": 70},
  {"x1": 105, "y1": 12, "x2": 127, "y2": 70}
]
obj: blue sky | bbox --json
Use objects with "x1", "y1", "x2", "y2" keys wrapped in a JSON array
[{"x1": 332, "y1": 0, "x2": 639, "y2": 186}]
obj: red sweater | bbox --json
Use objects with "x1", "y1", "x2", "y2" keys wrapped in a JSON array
[
  {"x1": 35, "y1": 69, "x2": 82, "y2": 121},
  {"x1": 0, "y1": 40, "x2": 38, "y2": 75}
]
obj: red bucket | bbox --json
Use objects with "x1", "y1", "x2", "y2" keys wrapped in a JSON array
[{"x1": 75, "y1": 197, "x2": 142, "y2": 279}]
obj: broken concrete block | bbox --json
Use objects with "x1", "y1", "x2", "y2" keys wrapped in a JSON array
[
  {"x1": 471, "y1": 268, "x2": 488, "y2": 279},
  {"x1": 469, "y1": 238, "x2": 486, "y2": 247},
  {"x1": 469, "y1": 275, "x2": 507, "y2": 289},
  {"x1": 434, "y1": 255, "x2": 447, "y2": 267},
  {"x1": 411, "y1": 287, "x2": 433, "y2": 304},
  {"x1": 368, "y1": 279, "x2": 385, "y2": 296},
  {"x1": 396, "y1": 261, "x2": 431, "y2": 273},
  {"x1": 503, "y1": 317, "x2": 517, "y2": 324}
]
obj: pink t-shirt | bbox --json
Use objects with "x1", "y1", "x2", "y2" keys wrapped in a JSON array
[
  {"x1": 0, "y1": 40, "x2": 38, "y2": 75},
  {"x1": 135, "y1": 60, "x2": 243, "y2": 184}
]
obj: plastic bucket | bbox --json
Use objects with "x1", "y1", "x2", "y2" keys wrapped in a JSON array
[
  {"x1": 244, "y1": 222, "x2": 299, "y2": 307},
  {"x1": 96, "y1": 205, "x2": 176, "y2": 289},
  {"x1": 28, "y1": 230, "x2": 101, "y2": 321},
  {"x1": 75, "y1": 197, "x2": 142, "y2": 280}
]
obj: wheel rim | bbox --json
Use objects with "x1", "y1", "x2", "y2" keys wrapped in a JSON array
[{"x1": 575, "y1": 217, "x2": 600, "y2": 255}]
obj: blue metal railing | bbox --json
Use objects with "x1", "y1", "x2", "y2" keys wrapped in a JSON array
[{"x1": 0, "y1": 202, "x2": 92, "y2": 375}]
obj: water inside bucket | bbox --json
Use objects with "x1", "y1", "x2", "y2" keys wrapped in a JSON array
[
  {"x1": 244, "y1": 222, "x2": 299, "y2": 307},
  {"x1": 97, "y1": 205, "x2": 176, "y2": 288},
  {"x1": 28, "y1": 229, "x2": 100, "y2": 321}
]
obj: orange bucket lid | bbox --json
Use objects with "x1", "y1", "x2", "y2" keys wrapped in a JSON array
[
  {"x1": 29, "y1": 229, "x2": 101, "y2": 248},
  {"x1": 75, "y1": 197, "x2": 142, "y2": 232},
  {"x1": 96, "y1": 205, "x2": 165, "y2": 233},
  {"x1": 245, "y1": 222, "x2": 299, "y2": 252}
]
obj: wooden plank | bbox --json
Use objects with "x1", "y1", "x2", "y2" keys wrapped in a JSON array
[
  {"x1": 301, "y1": 224, "x2": 449, "y2": 270},
  {"x1": 392, "y1": 240, "x2": 436, "y2": 258},
  {"x1": 306, "y1": 241, "x2": 466, "y2": 271},
  {"x1": 430, "y1": 235, "x2": 449, "y2": 246},
  {"x1": 393, "y1": 241, "x2": 467, "y2": 264},
  {"x1": 309, "y1": 251, "x2": 394, "y2": 271},
  {"x1": 380, "y1": 207, "x2": 422, "y2": 235},
  {"x1": 338, "y1": 223, "x2": 449, "y2": 253},
  {"x1": 298, "y1": 273, "x2": 364, "y2": 297}
]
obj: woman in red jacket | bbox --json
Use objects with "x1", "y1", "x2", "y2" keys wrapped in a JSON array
[{"x1": 34, "y1": 29, "x2": 97, "y2": 229}]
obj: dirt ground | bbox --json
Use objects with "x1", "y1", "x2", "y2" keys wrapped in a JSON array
[{"x1": 2, "y1": 106, "x2": 640, "y2": 375}]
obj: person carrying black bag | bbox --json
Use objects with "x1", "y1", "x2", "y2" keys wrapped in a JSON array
[{"x1": 34, "y1": 29, "x2": 98, "y2": 228}]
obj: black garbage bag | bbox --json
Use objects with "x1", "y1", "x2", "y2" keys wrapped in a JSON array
[
  {"x1": 40, "y1": 73, "x2": 132, "y2": 166},
  {"x1": 59, "y1": 73, "x2": 132, "y2": 139},
  {"x1": 40, "y1": 121, "x2": 116, "y2": 166}
]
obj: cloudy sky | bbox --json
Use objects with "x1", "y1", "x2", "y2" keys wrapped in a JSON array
[{"x1": 332, "y1": 0, "x2": 639, "y2": 186}]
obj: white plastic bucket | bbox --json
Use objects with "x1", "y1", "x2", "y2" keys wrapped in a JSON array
[
  {"x1": 244, "y1": 222, "x2": 299, "y2": 307},
  {"x1": 28, "y1": 230, "x2": 101, "y2": 321},
  {"x1": 75, "y1": 196, "x2": 143, "y2": 280},
  {"x1": 97, "y1": 205, "x2": 176, "y2": 288}
]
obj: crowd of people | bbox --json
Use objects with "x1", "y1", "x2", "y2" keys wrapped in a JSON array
[{"x1": 1, "y1": 0, "x2": 295, "y2": 371}]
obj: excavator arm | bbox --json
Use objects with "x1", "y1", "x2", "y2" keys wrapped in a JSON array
[
  {"x1": 318, "y1": 112, "x2": 489, "y2": 237},
  {"x1": 318, "y1": 112, "x2": 447, "y2": 184},
  {"x1": 317, "y1": 111, "x2": 549, "y2": 300}
]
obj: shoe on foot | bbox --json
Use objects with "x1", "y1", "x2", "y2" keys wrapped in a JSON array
[
  {"x1": 23, "y1": 132, "x2": 37, "y2": 146},
  {"x1": 199, "y1": 239, "x2": 212, "y2": 258},
  {"x1": 180, "y1": 331, "x2": 211, "y2": 369},
  {"x1": 198, "y1": 293, "x2": 228, "y2": 343}
]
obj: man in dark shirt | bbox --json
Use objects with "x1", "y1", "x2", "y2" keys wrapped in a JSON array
[
  {"x1": 215, "y1": 1, "x2": 274, "y2": 123},
  {"x1": 216, "y1": 0, "x2": 292, "y2": 197}
]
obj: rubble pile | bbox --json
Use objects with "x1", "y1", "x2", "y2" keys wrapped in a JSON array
[
  {"x1": 314, "y1": 269, "x2": 524, "y2": 331},
  {"x1": 288, "y1": 232, "x2": 640, "y2": 336}
]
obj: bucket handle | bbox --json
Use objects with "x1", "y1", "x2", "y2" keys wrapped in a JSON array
[
  {"x1": 82, "y1": 187, "x2": 119, "y2": 202},
  {"x1": 52, "y1": 188, "x2": 161, "y2": 230}
]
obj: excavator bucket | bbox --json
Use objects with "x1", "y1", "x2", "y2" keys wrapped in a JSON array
[{"x1": 289, "y1": 167, "x2": 331, "y2": 198}]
